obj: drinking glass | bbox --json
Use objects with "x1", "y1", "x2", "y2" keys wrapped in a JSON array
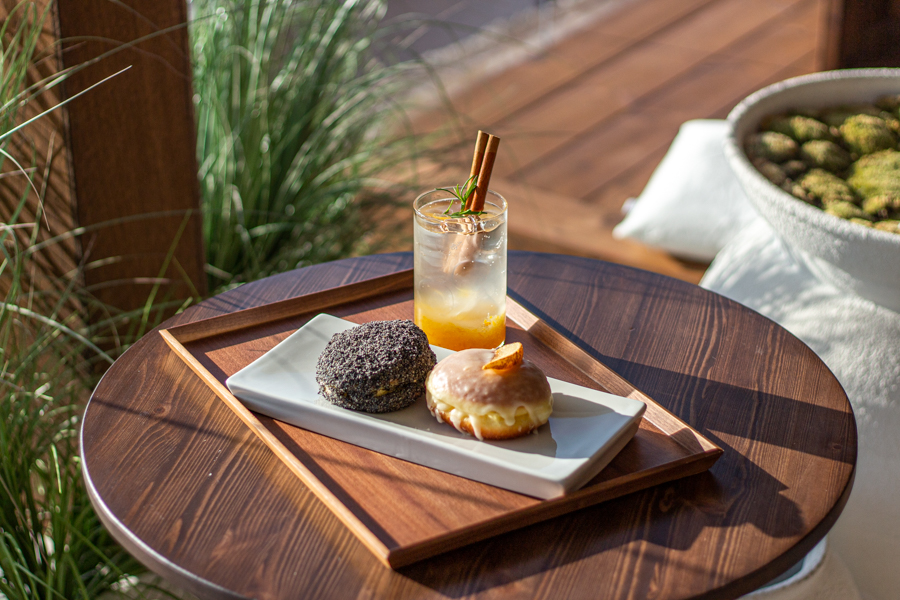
[{"x1": 413, "y1": 189, "x2": 507, "y2": 351}]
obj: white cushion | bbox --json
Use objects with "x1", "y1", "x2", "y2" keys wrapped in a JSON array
[{"x1": 612, "y1": 119, "x2": 759, "y2": 261}]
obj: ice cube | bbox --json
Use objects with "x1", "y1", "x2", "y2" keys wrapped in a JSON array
[{"x1": 418, "y1": 278, "x2": 455, "y2": 311}]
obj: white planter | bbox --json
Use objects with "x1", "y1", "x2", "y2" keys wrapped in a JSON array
[{"x1": 725, "y1": 69, "x2": 900, "y2": 312}]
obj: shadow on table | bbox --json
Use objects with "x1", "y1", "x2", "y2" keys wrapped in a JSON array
[
  {"x1": 87, "y1": 396, "x2": 244, "y2": 445},
  {"x1": 400, "y1": 427, "x2": 802, "y2": 598},
  {"x1": 400, "y1": 360, "x2": 852, "y2": 598},
  {"x1": 508, "y1": 268, "x2": 856, "y2": 466}
]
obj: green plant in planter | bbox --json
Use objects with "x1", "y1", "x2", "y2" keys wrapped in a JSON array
[{"x1": 192, "y1": 0, "x2": 421, "y2": 291}]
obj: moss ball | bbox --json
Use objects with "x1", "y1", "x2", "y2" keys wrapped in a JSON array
[
  {"x1": 799, "y1": 140, "x2": 852, "y2": 173},
  {"x1": 746, "y1": 131, "x2": 798, "y2": 163},
  {"x1": 861, "y1": 194, "x2": 900, "y2": 219},
  {"x1": 824, "y1": 201, "x2": 869, "y2": 220},
  {"x1": 874, "y1": 220, "x2": 900, "y2": 233},
  {"x1": 782, "y1": 159, "x2": 809, "y2": 178},
  {"x1": 847, "y1": 150, "x2": 900, "y2": 199},
  {"x1": 767, "y1": 115, "x2": 834, "y2": 143},
  {"x1": 840, "y1": 114, "x2": 897, "y2": 155},
  {"x1": 752, "y1": 158, "x2": 787, "y2": 186},
  {"x1": 800, "y1": 168, "x2": 858, "y2": 205}
]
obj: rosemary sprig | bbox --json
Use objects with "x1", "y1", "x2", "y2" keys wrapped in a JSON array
[
  {"x1": 446, "y1": 208, "x2": 485, "y2": 218},
  {"x1": 437, "y1": 175, "x2": 486, "y2": 218}
]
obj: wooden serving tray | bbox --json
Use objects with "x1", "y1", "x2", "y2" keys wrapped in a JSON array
[{"x1": 160, "y1": 270, "x2": 722, "y2": 568}]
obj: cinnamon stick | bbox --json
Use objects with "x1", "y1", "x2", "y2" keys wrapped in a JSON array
[
  {"x1": 464, "y1": 131, "x2": 489, "y2": 211},
  {"x1": 443, "y1": 131, "x2": 493, "y2": 275},
  {"x1": 470, "y1": 131, "x2": 489, "y2": 182},
  {"x1": 469, "y1": 135, "x2": 500, "y2": 212}
]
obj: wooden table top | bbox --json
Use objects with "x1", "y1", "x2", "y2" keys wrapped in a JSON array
[{"x1": 81, "y1": 252, "x2": 856, "y2": 600}]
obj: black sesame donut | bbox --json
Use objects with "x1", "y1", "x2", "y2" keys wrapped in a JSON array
[{"x1": 315, "y1": 320, "x2": 437, "y2": 413}]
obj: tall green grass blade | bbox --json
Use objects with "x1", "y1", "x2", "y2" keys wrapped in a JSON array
[
  {"x1": 0, "y1": 65, "x2": 131, "y2": 145},
  {"x1": 191, "y1": 0, "x2": 425, "y2": 290},
  {"x1": 0, "y1": 304, "x2": 114, "y2": 364}
]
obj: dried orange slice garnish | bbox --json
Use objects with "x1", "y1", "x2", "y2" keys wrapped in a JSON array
[{"x1": 482, "y1": 342, "x2": 524, "y2": 371}]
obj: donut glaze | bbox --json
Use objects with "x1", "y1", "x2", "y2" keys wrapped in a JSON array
[{"x1": 425, "y1": 348, "x2": 553, "y2": 440}]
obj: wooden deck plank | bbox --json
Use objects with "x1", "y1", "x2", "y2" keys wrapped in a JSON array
[
  {"x1": 581, "y1": 47, "x2": 825, "y2": 206},
  {"x1": 490, "y1": 0, "x2": 809, "y2": 177},
  {"x1": 496, "y1": 174, "x2": 708, "y2": 283},
  {"x1": 523, "y1": 0, "x2": 822, "y2": 198},
  {"x1": 414, "y1": 0, "x2": 721, "y2": 133},
  {"x1": 583, "y1": 151, "x2": 668, "y2": 216},
  {"x1": 582, "y1": 50, "x2": 823, "y2": 208}
]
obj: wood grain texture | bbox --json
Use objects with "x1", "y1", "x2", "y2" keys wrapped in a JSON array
[
  {"x1": 413, "y1": 0, "x2": 723, "y2": 133},
  {"x1": 160, "y1": 277, "x2": 721, "y2": 567},
  {"x1": 56, "y1": 0, "x2": 206, "y2": 314},
  {"x1": 81, "y1": 252, "x2": 856, "y2": 600},
  {"x1": 158, "y1": 328, "x2": 393, "y2": 564},
  {"x1": 524, "y1": 0, "x2": 824, "y2": 199},
  {"x1": 489, "y1": 0, "x2": 808, "y2": 176}
]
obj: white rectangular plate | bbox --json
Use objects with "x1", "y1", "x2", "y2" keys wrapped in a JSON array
[{"x1": 226, "y1": 314, "x2": 646, "y2": 499}]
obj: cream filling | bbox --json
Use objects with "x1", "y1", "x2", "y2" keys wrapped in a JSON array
[
  {"x1": 426, "y1": 393, "x2": 553, "y2": 441},
  {"x1": 323, "y1": 381, "x2": 401, "y2": 398}
]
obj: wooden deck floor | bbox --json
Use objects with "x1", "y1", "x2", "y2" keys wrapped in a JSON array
[{"x1": 411, "y1": 0, "x2": 829, "y2": 283}]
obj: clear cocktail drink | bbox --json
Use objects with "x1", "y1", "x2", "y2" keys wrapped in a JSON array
[{"x1": 413, "y1": 189, "x2": 507, "y2": 351}]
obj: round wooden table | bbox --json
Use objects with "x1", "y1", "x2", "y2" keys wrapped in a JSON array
[{"x1": 82, "y1": 252, "x2": 856, "y2": 600}]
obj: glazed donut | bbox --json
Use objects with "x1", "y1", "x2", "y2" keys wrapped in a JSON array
[{"x1": 425, "y1": 347, "x2": 552, "y2": 440}]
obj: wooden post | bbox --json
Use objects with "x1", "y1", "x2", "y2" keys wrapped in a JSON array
[
  {"x1": 55, "y1": 0, "x2": 206, "y2": 316},
  {"x1": 822, "y1": 0, "x2": 900, "y2": 69}
]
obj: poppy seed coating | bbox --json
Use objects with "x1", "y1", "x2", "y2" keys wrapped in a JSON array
[{"x1": 315, "y1": 320, "x2": 437, "y2": 413}]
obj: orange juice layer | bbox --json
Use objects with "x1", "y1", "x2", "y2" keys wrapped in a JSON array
[{"x1": 415, "y1": 310, "x2": 506, "y2": 351}]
